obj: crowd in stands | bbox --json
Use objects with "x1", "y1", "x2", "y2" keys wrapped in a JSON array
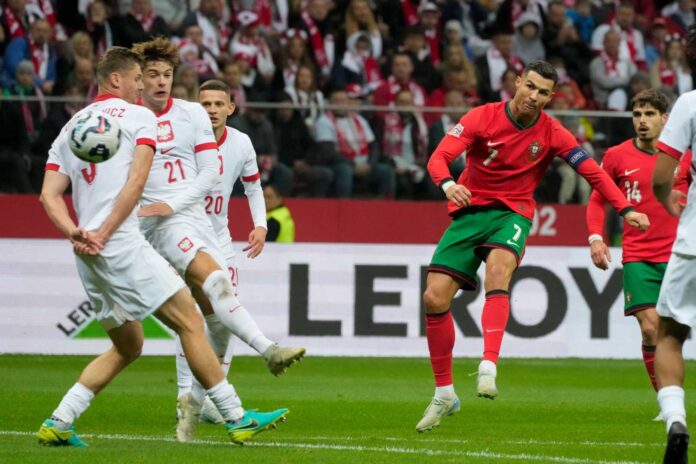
[{"x1": 0, "y1": 0, "x2": 695, "y2": 202}]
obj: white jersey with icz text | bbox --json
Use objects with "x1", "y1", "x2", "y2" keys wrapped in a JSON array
[
  {"x1": 46, "y1": 94, "x2": 157, "y2": 232},
  {"x1": 656, "y1": 89, "x2": 696, "y2": 257},
  {"x1": 141, "y1": 97, "x2": 219, "y2": 216},
  {"x1": 207, "y1": 126, "x2": 266, "y2": 253}
]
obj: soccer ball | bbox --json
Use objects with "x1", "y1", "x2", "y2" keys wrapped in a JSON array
[{"x1": 69, "y1": 110, "x2": 121, "y2": 163}]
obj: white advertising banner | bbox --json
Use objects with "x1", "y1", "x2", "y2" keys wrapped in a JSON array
[{"x1": 1, "y1": 239, "x2": 694, "y2": 359}]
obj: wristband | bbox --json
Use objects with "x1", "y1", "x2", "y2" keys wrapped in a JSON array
[
  {"x1": 441, "y1": 180, "x2": 456, "y2": 193},
  {"x1": 588, "y1": 234, "x2": 603, "y2": 244}
]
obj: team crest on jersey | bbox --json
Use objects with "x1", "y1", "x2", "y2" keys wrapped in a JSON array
[
  {"x1": 178, "y1": 237, "x2": 194, "y2": 253},
  {"x1": 157, "y1": 121, "x2": 174, "y2": 143},
  {"x1": 448, "y1": 123, "x2": 464, "y2": 138},
  {"x1": 526, "y1": 141, "x2": 543, "y2": 162}
]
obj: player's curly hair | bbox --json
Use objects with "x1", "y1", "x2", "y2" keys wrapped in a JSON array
[
  {"x1": 132, "y1": 36, "x2": 179, "y2": 68},
  {"x1": 631, "y1": 89, "x2": 669, "y2": 114}
]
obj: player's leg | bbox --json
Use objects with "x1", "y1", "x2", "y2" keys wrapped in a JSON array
[
  {"x1": 155, "y1": 288, "x2": 289, "y2": 444},
  {"x1": 38, "y1": 320, "x2": 144, "y2": 447},
  {"x1": 476, "y1": 210, "x2": 531, "y2": 399},
  {"x1": 634, "y1": 308, "x2": 659, "y2": 391},
  {"x1": 185, "y1": 250, "x2": 305, "y2": 375},
  {"x1": 477, "y1": 248, "x2": 517, "y2": 399},
  {"x1": 654, "y1": 253, "x2": 695, "y2": 463}
]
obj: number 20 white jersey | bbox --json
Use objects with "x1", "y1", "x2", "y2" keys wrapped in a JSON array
[
  {"x1": 46, "y1": 94, "x2": 157, "y2": 232},
  {"x1": 206, "y1": 126, "x2": 265, "y2": 260}
]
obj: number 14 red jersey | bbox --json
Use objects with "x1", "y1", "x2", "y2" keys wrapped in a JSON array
[{"x1": 428, "y1": 101, "x2": 632, "y2": 220}]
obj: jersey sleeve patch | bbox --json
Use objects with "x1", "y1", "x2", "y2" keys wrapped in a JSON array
[
  {"x1": 448, "y1": 123, "x2": 464, "y2": 138},
  {"x1": 45, "y1": 163, "x2": 61, "y2": 171},
  {"x1": 565, "y1": 146, "x2": 591, "y2": 170},
  {"x1": 194, "y1": 142, "x2": 218, "y2": 153}
]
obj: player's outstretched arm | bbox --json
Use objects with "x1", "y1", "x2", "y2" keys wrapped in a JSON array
[
  {"x1": 96, "y1": 144, "x2": 155, "y2": 244},
  {"x1": 653, "y1": 152, "x2": 681, "y2": 217},
  {"x1": 586, "y1": 190, "x2": 611, "y2": 270}
]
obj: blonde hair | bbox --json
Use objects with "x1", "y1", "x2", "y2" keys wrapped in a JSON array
[{"x1": 345, "y1": 0, "x2": 378, "y2": 36}]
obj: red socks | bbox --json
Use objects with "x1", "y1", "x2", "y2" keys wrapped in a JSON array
[
  {"x1": 482, "y1": 290, "x2": 510, "y2": 364},
  {"x1": 642, "y1": 344, "x2": 657, "y2": 391},
  {"x1": 425, "y1": 310, "x2": 455, "y2": 386}
]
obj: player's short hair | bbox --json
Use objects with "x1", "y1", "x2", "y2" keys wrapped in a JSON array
[
  {"x1": 523, "y1": 60, "x2": 558, "y2": 86},
  {"x1": 132, "y1": 37, "x2": 179, "y2": 68},
  {"x1": 631, "y1": 89, "x2": 669, "y2": 114},
  {"x1": 200, "y1": 79, "x2": 231, "y2": 95},
  {"x1": 96, "y1": 46, "x2": 143, "y2": 85}
]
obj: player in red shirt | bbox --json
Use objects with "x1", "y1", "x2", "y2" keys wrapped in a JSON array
[
  {"x1": 586, "y1": 89, "x2": 691, "y2": 408},
  {"x1": 416, "y1": 60, "x2": 650, "y2": 433}
]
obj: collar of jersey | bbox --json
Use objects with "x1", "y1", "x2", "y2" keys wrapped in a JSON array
[
  {"x1": 505, "y1": 101, "x2": 540, "y2": 131},
  {"x1": 632, "y1": 137, "x2": 656, "y2": 155},
  {"x1": 154, "y1": 97, "x2": 174, "y2": 117},
  {"x1": 217, "y1": 126, "x2": 229, "y2": 146},
  {"x1": 93, "y1": 93, "x2": 121, "y2": 102}
]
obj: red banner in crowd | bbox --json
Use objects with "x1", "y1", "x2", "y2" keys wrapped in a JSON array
[{"x1": 0, "y1": 195, "x2": 589, "y2": 246}]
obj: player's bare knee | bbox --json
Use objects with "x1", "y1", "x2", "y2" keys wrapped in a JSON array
[
  {"x1": 484, "y1": 264, "x2": 513, "y2": 290},
  {"x1": 423, "y1": 287, "x2": 450, "y2": 313},
  {"x1": 115, "y1": 341, "x2": 142, "y2": 364}
]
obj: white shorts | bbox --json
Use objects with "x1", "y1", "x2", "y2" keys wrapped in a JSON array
[
  {"x1": 140, "y1": 213, "x2": 226, "y2": 276},
  {"x1": 75, "y1": 230, "x2": 185, "y2": 332},
  {"x1": 656, "y1": 252, "x2": 696, "y2": 328}
]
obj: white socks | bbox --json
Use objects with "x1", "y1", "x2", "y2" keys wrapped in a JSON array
[
  {"x1": 201, "y1": 270, "x2": 273, "y2": 354},
  {"x1": 658, "y1": 385, "x2": 687, "y2": 432},
  {"x1": 435, "y1": 385, "x2": 455, "y2": 400},
  {"x1": 207, "y1": 380, "x2": 244, "y2": 422},
  {"x1": 175, "y1": 336, "x2": 193, "y2": 398},
  {"x1": 205, "y1": 313, "x2": 232, "y2": 360},
  {"x1": 52, "y1": 383, "x2": 95, "y2": 424}
]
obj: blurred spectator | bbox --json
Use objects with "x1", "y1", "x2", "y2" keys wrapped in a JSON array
[
  {"x1": 232, "y1": 101, "x2": 294, "y2": 197},
  {"x1": 543, "y1": 1, "x2": 592, "y2": 88},
  {"x1": 264, "y1": 184, "x2": 295, "y2": 242},
  {"x1": 427, "y1": 89, "x2": 466, "y2": 186},
  {"x1": 313, "y1": 89, "x2": 395, "y2": 198},
  {"x1": 233, "y1": 52, "x2": 270, "y2": 98},
  {"x1": 429, "y1": 66, "x2": 478, "y2": 122},
  {"x1": 331, "y1": 31, "x2": 383, "y2": 99},
  {"x1": 513, "y1": 11, "x2": 545, "y2": 65},
  {"x1": 662, "y1": 0, "x2": 696, "y2": 33},
  {"x1": 284, "y1": 64, "x2": 325, "y2": 129},
  {"x1": 2, "y1": 18, "x2": 55, "y2": 93},
  {"x1": 178, "y1": 24, "x2": 219, "y2": 81},
  {"x1": 401, "y1": 25, "x2": 439, "y2": 92},
  {"x1": 548, "y1": 56, "x2": 587, "y2": 109},
  {"x1": 590, "y1": 29, "x2": 637, "y2": 108},
  {"x1": 339, "y1": 0, "x2": 382, "y2": 59},
  {"x1": 273, "y1": 94, "x2": 333, "y2": 197},
  {"x1": 180, "y1": 0, "x2": 232, "y2": 60},
  {"x1": 232, "y1": 0, "x2": 290, "y2": 38},
  {"x1": 605, "y1": 72, "x2": 651, "y2": 145},
  {"x1": 376, "y1": 89, "x2": 429, "y2": 199},
  {"x1": 229, "y1": 11, "x2": 276, "y2": 82},
  {"x1": 0, "y1": 59, "x2": 47, "y2": 192},
  {"x1": 440, "y1": 0, "x2": 491, "y2": 57},
  {"x1": 120, "y1": 0, "x2": 170, "y2": 48},
  {"x1": 442, "y1": 19, "x2": 474, "y2": 60},
  {"x1": 645, "y1": 17, "x2": 672, "y2": 68},
  {"x1": 373, "y1": 51, "x2": 427, "y2": 110},
  {"x1": 1, "y1": 0, "x2": 45, "y2": 46},
  {"x1": 294, "y1": 0, "x2": 335, "y2": 81},
  {"x1": 171, "y1": 83, "x2": 188, "y2": 99},
  {"x1": 650, "y1": 34, "x2": 693, "y2": 96},
  {"x1": 475, "y1": 25, "x2": 523, "y2": 102},
  {"x1": 439, "y1": 43, "x2": 477, "y2": 89},
  {"x1": 222, "y1": 61, "x2": 246, "y2": 114},
  {"x1": 173, "y1": 63, "x2": 199, "y2": 102},
  {"x1": 497, "y1": 0, "x2": 547, "y2": 34},
  {"x1": 418, "y1": 2, "x2": 441, "y2": 65},
  {"x1": 84, "y1": 0, "x2": 120, "y2": 58},
  {"x1": 498, "y1": 67, "x2": 517, "y2": 101},
  {"x1": 272, "y1": 28, "x2": 312, "y2": 92},
  {"x1": 566, "y1": 0, "x2": 594, "y2": 44},
  {"x1": 72, "y1": 57, "x2": 97, "y2": 100},
  {"x1": 55, "y1": 31, "x2": 94, "y2": 95},
  {"x1": 590, "y1": 1, "x2": 646, "y2": 70}
]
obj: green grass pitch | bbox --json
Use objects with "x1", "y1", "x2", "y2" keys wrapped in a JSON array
[{"x1": 1, "y1": 354, "x2": 694, "y2": 463}]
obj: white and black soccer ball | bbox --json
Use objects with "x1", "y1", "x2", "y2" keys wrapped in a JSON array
[{"x1": 68, "y1": 110, "x2": 121, "y2": 163}]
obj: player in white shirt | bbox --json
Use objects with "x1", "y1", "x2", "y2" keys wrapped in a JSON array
[
  {"x1": 131, "y1": 38, "x2": 302, "y2": 442},
  {"x1": 36, "y1": 46, "x2": 287, "y2": 447},
  {"x1": 651, "y1": 28, "x2": 696, "y2": 462}
]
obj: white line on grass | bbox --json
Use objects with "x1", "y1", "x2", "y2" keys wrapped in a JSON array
[
  {"x1": 0, "y1": 430, "x2": 650, "y2": 464},
  {"x1": 279, "y1": 435, "x2": 663, "y2": 448}
]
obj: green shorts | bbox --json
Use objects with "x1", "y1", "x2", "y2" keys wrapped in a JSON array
[
  {"x1": 429, "y1": 208, "x2": 531, "y2": 290},
  {"x1": 623, "y1": 261, "x2": 667, "y2": 315}
]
